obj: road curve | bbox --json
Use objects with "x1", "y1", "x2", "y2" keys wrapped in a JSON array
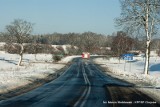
[{"x1": 0, "y1": 58, "x2": 159, "y2": 107}]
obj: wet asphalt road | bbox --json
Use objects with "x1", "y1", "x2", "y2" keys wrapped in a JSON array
[{"x1": 0, "y1": 58, "x2": 159, "y2": 107}]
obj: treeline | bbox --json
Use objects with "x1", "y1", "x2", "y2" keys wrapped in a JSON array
[
  {"x1": 0, "y1": 31, "x2": 113, "y2": 55},
  {"x1": 1, "y1": 30, "x2": 159, "y2": 56},
  {"x1": 32, "y1": 32, "x2": 112, "y2": 52}
]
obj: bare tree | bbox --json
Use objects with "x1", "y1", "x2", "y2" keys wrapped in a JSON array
[
  {"x1": 80, "y1": 32, "x2": 105, "y2": 53},
  {"x1": 5, "y1": 19, "x2": 33, "y2": 66},
  {"x1": 112, "y1": 31, "x2": 134, "y2": 57},
  {"x1": 116, "y1": 0, "x2": 160, "y2": 75}
]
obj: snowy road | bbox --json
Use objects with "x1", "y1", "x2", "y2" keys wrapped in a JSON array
[{"x1": 0, "y1": 58, "x2": 159, "y2": 107}]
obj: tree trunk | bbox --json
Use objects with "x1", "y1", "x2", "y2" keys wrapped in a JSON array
[
  {"x1": 18, "y1": 44, "x2": 24, "y2": 66},
  {"x1": 144, "y1": 0, "x2": 150, "y2": 75},
  {"x1": 18, "y1": 54, "x2": 23, "y2": 66},
  {"x1": 144, "y1": 40, "x2": 151, "y2": 75}
]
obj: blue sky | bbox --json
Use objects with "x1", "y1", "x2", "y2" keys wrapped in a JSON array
[{"x1": 0, "y1": 0, "x2": 121, "y2": 35}]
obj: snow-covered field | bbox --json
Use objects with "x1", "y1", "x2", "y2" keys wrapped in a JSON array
[
  {"x1": 93, "y1": 56, "x2": 160, "y2": 102},
  {"x1": 0, "y1": 51, "x2": 80, "y2": 94},
  {"x1": 94, "y1": 56, "x2": 160, "y2": 87}
]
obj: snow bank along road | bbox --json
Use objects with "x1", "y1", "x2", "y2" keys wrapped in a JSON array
[{"x1": 0, "y1": 58, "x2": 159, "y2": 107}]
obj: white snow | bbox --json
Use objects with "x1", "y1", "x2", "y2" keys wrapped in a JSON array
[
  {"x1": 0, "y1": 52, "x2": 79, "y2": 94},
  {"x1": 59, "y1": 55, "x2": 81, "y2": 63},
  {"x1": 51, "y1": 44, "x2": 75, "y2": 54},
  {"x1": 93, "y1": 56, "x2": 160, "y2": 87},
  {"x1": 93, "y1": 56, "x2": 160, "y2": 103},
  {"x1": 0, "y1": 42, "x2": 5, "y2": 47}
]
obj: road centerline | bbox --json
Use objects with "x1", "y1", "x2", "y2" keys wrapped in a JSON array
[{"x1": 74, "y1": 62, "x2": 91, "y2": 107}]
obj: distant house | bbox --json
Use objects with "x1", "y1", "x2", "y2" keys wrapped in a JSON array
[
  {"x1": 0, "y1": 42, "x2": 5, "y2": 51},
  {"x1": 100, "y1": 47, "x2": 111, "y2": 51}
]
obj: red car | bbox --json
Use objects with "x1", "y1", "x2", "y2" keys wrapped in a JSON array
[{"x1": 82, "y1": 52, "x2": 90, "y2": 59}]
